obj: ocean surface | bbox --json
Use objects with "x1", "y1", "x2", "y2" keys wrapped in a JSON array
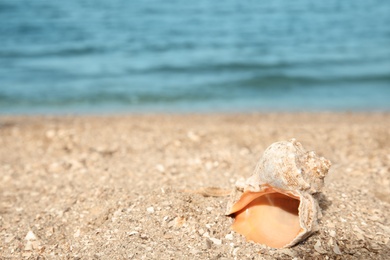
[{"x1": 0, "y1": 0, "x2": 389, "y2": 114}]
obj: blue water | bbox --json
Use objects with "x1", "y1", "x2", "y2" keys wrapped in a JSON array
[{"x1": 1, "y1": 0, "x2": 390, "y2": 114}]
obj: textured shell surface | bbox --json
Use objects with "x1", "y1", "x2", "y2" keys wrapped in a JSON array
[
  {"x1": 244, "y1": 139, "x2": 331, "y2": 194},
  {"x1": 227, "y1": 139, "x2": 331, "y2": 248}
]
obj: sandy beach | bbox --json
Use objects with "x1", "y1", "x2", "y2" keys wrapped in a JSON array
[{"x1": 0, "y1": 113, "x2": 389, "y2": 259}]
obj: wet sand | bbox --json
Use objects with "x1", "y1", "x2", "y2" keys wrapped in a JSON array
[{"x1": 0, "y1": 113, "x2": 389, "y2": 259}]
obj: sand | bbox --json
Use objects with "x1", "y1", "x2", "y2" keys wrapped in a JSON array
[{"x1": 0, "y1": 113, "x2": 389, "y2": 259}]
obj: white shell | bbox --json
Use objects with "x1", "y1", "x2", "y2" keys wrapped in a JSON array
[{"x1": 227, "y1": 139, "x2": 331, "y2": 248}]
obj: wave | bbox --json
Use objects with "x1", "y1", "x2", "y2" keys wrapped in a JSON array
[
  {"x1": 0, "y1": 46, "x2": 106, "y2": 58},
  {"x1": 0, "y1": 90, "x2": 215, "y2": 107},
  {"x1": 128, "y1": 55, "x2": 390, "y2": 75},
  {"x1": 229, "y1": 73, "x2": 390, "y2": 88},
  {"x1": 1, "y1": 73, "x2": 389, "y2": 107},
  {"x1": 135, "y1": 62, "x2": 290, "y2": 74}
]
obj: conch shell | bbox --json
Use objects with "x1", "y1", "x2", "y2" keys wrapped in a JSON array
[{"x1": 227, "y1": 139, "x2": 331, "y2": 248}]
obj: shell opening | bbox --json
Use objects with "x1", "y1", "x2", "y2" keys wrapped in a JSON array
[{"x1": 231, "y1": 191, "x2": 302, "y2": 248}]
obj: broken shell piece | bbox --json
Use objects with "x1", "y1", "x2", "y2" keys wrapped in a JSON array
[{"x1": 227, "y1": 139, "x2": 331, "y2": 248}]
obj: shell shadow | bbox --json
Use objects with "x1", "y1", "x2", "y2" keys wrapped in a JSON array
[{"x1": 315, "y1": 192, "x2": 332, "y2": 215}]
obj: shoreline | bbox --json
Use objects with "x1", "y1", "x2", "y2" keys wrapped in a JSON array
[
  {"x1": 1, "y1": 113, "x2": 389, "y2": 258},
  {"x1": 1, "y1": 110, "x2": 389, "y2": 122},
  {"x1": 1, "y1": 109, "x2": 390, "y2": 116}
]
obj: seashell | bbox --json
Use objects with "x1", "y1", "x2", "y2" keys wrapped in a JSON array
[{"x1": 227, "y1": 139, "x2": 331, "y2": 248}]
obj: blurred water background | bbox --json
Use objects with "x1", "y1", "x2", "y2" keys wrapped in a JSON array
[{"x1": 0, "y1": 0, "x2": 389, "y2": 114}]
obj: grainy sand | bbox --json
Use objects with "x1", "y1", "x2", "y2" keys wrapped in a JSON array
[{"x1": 0, "y1": 113, "x2": 389, "y2": 259}]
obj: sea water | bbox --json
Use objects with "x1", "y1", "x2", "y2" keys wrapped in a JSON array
[{"x1": 0, "y1": 0, "x2": 389, "y2": 114}]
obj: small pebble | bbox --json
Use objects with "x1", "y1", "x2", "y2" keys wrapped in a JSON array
[
  {"x1": 225, "y1": 233, "x2": 234, "y2": 240},
  {"x1": 190, "y1": 248, "x2": 200, "y2": 255},
  {"x1": 156, "y1": 164, "x2": 165, "y2": 173},
  {"x1": 203, "y1": 239, "x2": 212, "y2": 250},
  {"x1": 333, "y1": 240, "x2": 342, "y2": 255},
  {"x1": 210, "y1": 238, "x2": 222, "y2": 245},
  {"x1": 147, "y1": 207, "x2": 154, "y2": 213},
  {"x1": 314, "y1": 240, "x2": 327, "y2": 254},
  {"x1": 25, "y1": 231, "x2": 37, "y2": 241},
  {"x1": 74, "y1": 229, "x2": 81, "y2": 238}
]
